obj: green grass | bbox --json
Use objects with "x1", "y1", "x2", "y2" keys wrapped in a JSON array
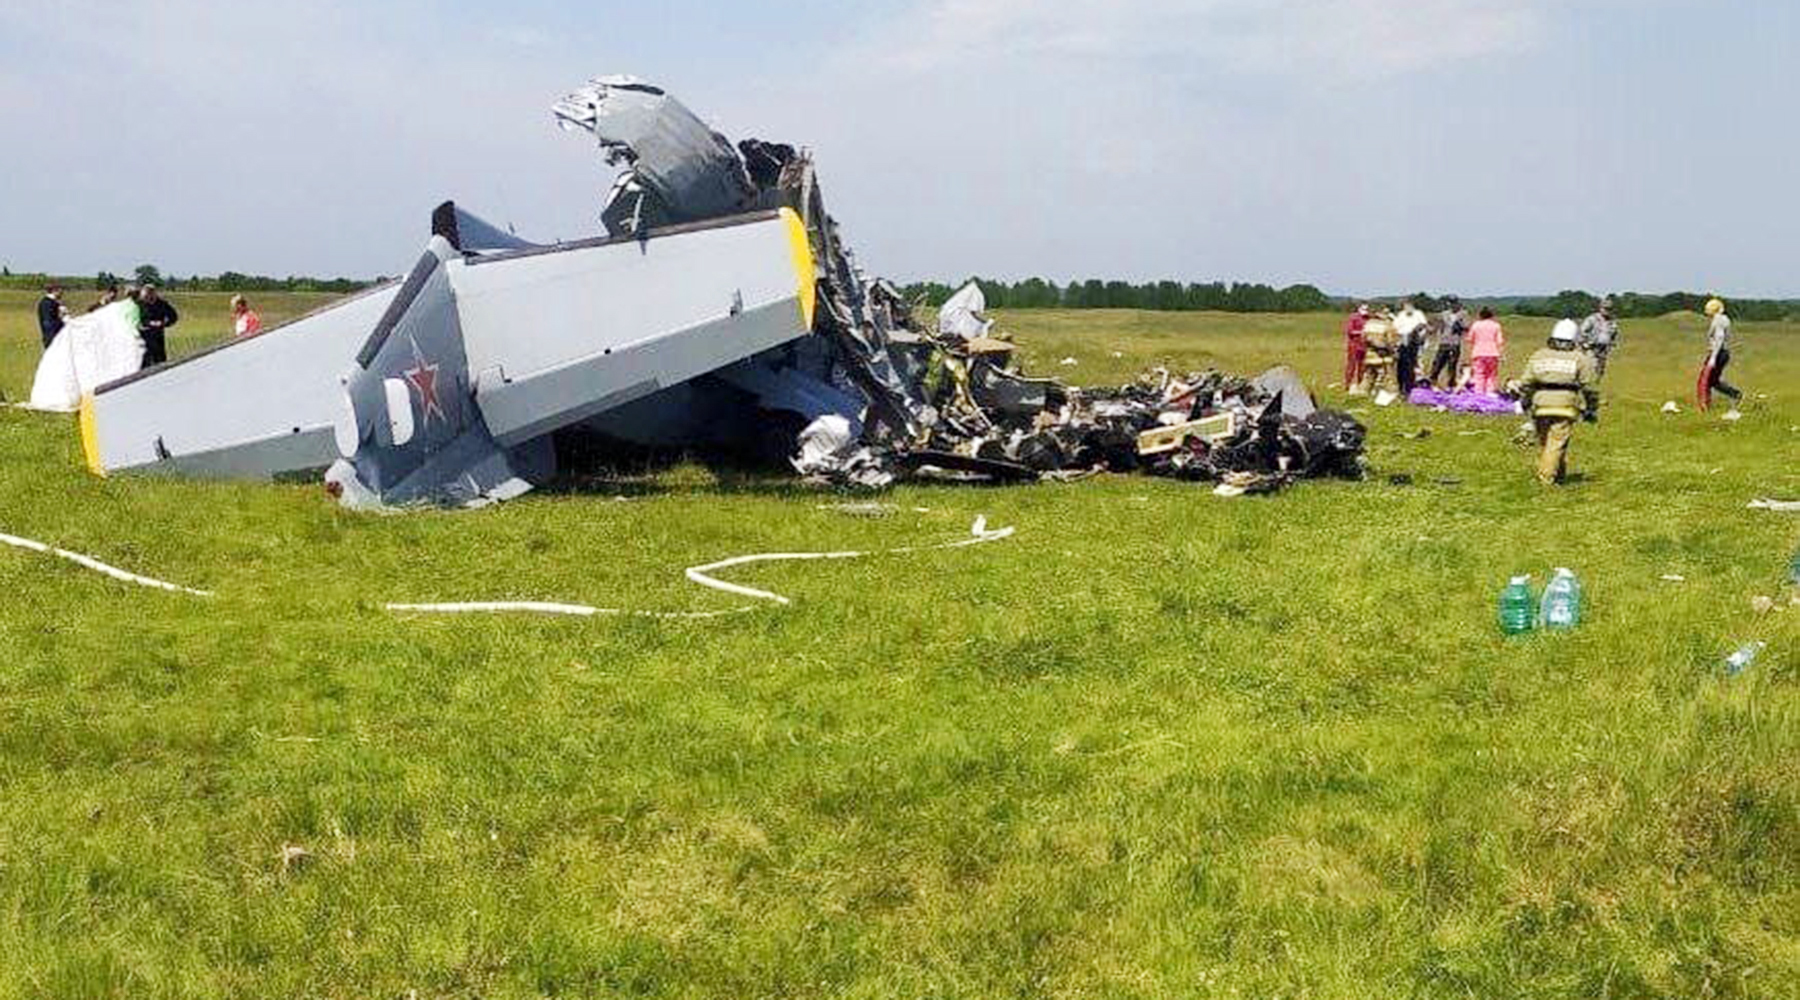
[{"x1": 1, "y1": 290, "x2": 1796, "y2": 997}]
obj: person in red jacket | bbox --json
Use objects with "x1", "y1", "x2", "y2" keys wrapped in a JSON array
[{"x1": 1342, "y1": 303, "x2": 1369, "y2": 393}]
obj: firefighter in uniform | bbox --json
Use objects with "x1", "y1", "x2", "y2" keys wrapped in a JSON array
[
  {"x1": 1516, "y1": 318, "x2": 1600, "y2": 486},
  {"x1": 1359, "y1": 307, "x2": 1398, "y2": 395}
]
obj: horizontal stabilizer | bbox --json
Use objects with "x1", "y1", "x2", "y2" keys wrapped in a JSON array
[
  {"x1": 85, "y1": 208, "x2": 817, "y2": 507},
  {"x1": 431, "y1": 201, "x2": 537, "y2": 253}
]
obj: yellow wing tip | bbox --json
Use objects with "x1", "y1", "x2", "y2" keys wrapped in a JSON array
[
  {"x1": 779, "y1": 207, "x2": 818, "y2": 330},
  {"x1": 78, "y1": 393, "x2": 106, "y2": 477}
]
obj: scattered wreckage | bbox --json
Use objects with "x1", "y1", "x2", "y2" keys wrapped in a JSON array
[{"x1": 75, "y1": 76, "x2": 1364, "y2": 506}]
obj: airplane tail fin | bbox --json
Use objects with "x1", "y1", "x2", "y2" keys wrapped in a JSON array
[
  {"x1": 332, "y1": 238, "x2": 549, "y2": 507},
  {"x1": 431, "y1": 201, "x2": 536, "y2": 254}
]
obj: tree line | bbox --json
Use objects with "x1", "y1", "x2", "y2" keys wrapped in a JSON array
[
  {"x1": 0, "y1": 263, "x2": 379, "y2": 295},
  {"x1": 903, "y1": 278, "x2": 1800, "y2": 320},
  {"x1": 900, "y1": 278, "x2": 1336, "y2": 313},
  {"x1": 7, "y1": 263, "x2": 1795, "y2": 319},
  {"x1": 1507, "y1": 289, "x2": 1796, "y2": 322}
]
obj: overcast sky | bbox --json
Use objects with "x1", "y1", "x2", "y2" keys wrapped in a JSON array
[{"x1": 1, "y1": 0, "x2": 1794, "y2": 296}]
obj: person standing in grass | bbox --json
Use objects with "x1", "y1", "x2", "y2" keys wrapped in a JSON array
[
  {"x1": 1466, "y1": 306, "x2": 1506, "y2": 394},
  {"x1": 231, "y1": 295, "x2": 262, "y2": 337},
  {"x1": 1579, "y1": 296, "x2": 1621, "y2": 377},
  {"x1": 136, "y1": 282, "x2": 179, "y2": 366},
  {"x1": 1393, "y1": 300, "x2": 1429, "y2": 395},
  {"x1": 1518, "y1": 318, "x2": 1600, "y2": 485},
  {"x1": 1342, "y1": 303, "x2": 1369, "y2": 393},
  {"x1": 37, "y1": 282, "x2": 66, "y2": 349},
  {"x1": 1697, "y1": 297, "x2": 1743, "y2": 420},
  {"x1": 1430, "y1": 296, "x2": 1469, "y2": 387},
  {"x1": 88, "y1": 283, "x2": 121, "y2": 313},
  {"x1": 1360, "y1": 305, "x2": 1399, "y2": 395}
]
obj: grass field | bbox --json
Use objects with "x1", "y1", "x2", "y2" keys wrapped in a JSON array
[{"x1": 1, "y1": 289, "x2": 1796, "y2": 997}]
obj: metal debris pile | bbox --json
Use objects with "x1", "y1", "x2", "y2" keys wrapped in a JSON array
[
  {"x1": 882, "y1": 320, "x2": 1368, "y2": 492},
  {"x1": 552, "y1": 76, "x2": 1366, "y2": 494}
]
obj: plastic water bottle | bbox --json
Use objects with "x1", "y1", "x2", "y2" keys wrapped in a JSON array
[
  {"x1": 1540, "y1": 568, "x2": 1582, "y2": 631},
  {"x1": 1499, "y1": 575, "x2": 1537, "y2": 635},
  {"x1": 1725, "y1": 641, "x2": 1766, "y2": 677}
]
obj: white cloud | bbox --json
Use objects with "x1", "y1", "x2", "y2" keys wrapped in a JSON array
[{"x1": 852, "y1": 0, "x2": 1548, "y2": 78}]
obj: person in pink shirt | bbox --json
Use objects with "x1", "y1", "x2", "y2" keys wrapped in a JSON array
[
  {"x1": 1465, "y1": 307, "x2": 1506, "y2": 394},
  {"x1": 231, "y1": 295, "x2": 263, "y2": 338}
]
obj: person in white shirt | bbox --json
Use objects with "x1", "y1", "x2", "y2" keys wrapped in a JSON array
[
  {"x1": 1392, "y1": 301, "x2": 1429, "y2": 395},
  {"x1": 1698, "y1": 297, "x2": 1742, "y2": 419}
]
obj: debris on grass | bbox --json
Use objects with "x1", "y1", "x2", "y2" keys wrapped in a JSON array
[
  {"x1": 280, "y1": 844, "x2": 312, "y2": 873},
  {"x1": 0, "y1": 529, "x2": 213, "y2": 597},
  {"x1": 388, "y1": 515, "x2": 1016, "y2": 617},
  {"x1": 816, "y1": 502, "x2": 898, "y2": 518},
  {"x1": 1724, "y1": 641, "x2": 1766, "y2": 677}
]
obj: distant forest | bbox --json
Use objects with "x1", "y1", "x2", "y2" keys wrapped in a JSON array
[
  {"x1": 902, "y1": 278, "x2": 1800, "y2": 321},
  {"x1": 6, "y1": 265, "x2": 1794, "y2": 320},
  {"x1": 0, "y1": 264, "x2": 378, "y2": 295},
  {"x1": 900, "y1": 278, "x2": 1336, "y2": 314}
]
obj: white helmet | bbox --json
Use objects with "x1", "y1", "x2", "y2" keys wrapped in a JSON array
[{"x1": 1550, "y1": 319, "x2": 1580, "y2": 345}]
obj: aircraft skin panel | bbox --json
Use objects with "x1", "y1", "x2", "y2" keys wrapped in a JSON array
[
  {"x1": 145, "y1": 429, "x2": 339, "y2": 481},
  {"x1": 782, "y1": 207, "x2": 817, "y2": 329},
  {"x1": 479, "y1": 298, "x2": 804, "y2": 446},
  {"x1": 88, "y1": 286, "x2": 400, "y2": 477},
  {"x1": 451, "y1": 210, "x2": 807, "y2": 385},
  {"x1": 78, "y1": 393, "x2": 104, "y2": 476}
]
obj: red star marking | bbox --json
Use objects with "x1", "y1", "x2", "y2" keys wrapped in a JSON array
[{"x1": 403, "y1": 336, "x2": 447, "y2": 425}]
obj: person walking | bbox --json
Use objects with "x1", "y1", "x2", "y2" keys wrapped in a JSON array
[
  {"x1": 231, "y1": 295, "x2": 263, "y2": 337},
  {"x1": 1393, "y1": 300, "x2": 1428, "y2": 395},
  {"x1": 1579, "y1": 297, "x2": 1621, "y2": 377},
  {"x1": 1342, "y1": 303, "x2": 1369, "y2": 394},
  {"x1": 1430, "y1": 296, "x2": 1469, "y2": 387},
  {"x1": 1518, "y1": 318, "x2": 1600, "y2": 486},
  {"x1": 1697, "y1": 297, "x2": 1743, "y2": 419},
  {"x1": 37, "y1": 282, "x2": 67, "y2": 349},
  {"x1": 137, "y1": 283, "x2": 179, "y2": 366},
  {"x1": 1466, "y1": 307, "x2": 1506, "y2": 394}
]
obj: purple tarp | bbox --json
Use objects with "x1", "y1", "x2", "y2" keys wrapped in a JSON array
[{"x1": 1407, "y1": 387, "x2": 1522, "y2": 415}]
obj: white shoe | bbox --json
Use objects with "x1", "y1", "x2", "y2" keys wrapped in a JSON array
[{"x1": 1723, "y1": 409, "x2": 1743, "y2": 422}]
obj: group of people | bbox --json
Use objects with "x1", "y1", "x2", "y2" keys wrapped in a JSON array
[
  {"x1": 39, "y1": 282, "x2": 177, "y2": 364},
  {"x1": 1339, "y1": 295, "x2": 1749, "y2": 486},
  {"x1": 1341, "y1": 297, "x2": 1623, "y2": 399},
  {"x1": 36, "y1": 282, "x2": 263, "y2": 370}
]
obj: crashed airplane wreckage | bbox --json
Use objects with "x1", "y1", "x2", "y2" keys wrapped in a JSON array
[{"x1": 78, "y1": 76, "x2": 1365, "y2": 506}]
